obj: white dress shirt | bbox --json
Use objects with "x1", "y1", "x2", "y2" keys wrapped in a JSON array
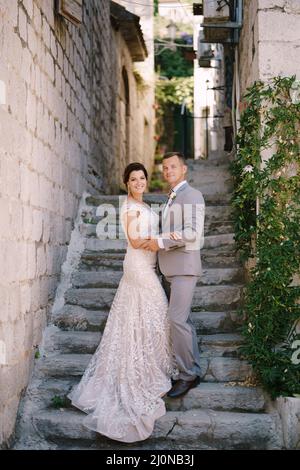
[{"x1": 157, "y1": 180, "x2": 187, "y2": 249}]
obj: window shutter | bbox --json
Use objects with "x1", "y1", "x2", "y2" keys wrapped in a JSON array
[{"x1": 57, "y1": 0, "x2": 83, "y2": 26}]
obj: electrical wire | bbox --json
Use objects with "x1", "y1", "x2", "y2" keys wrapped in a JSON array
[
  {"x1": 119, "y1": 0, "x2": 227, "y2": 8},
  {"x1": 116, "y1": 0, "x2": 230, "y2": 18},
  {"x1": 119, "y1": 0, "x2": 193, "y2": 8},
  {"x1": 155, "y1": 38, "x2": 195, "y2": 47},
  {"x1": 177, "y1": 0, "x2": 193, "y2": 20}
]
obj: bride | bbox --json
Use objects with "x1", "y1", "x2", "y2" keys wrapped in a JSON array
[{"x1": 67, "y1": 162, "x2": 177, "y2": 443}]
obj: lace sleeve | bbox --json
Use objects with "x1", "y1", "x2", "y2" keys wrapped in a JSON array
[
  {"x1": 120, "y1": 201, "x2": 141, "y2": 219},
  {"x1": 120, "y1": 200, "x2": 141, "y2": 238}
]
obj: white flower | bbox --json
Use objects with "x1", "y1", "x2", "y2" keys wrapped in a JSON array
[
  {"x1": 170, "y1": 192, "x2": 177, "y2": 201},
  {"x1": 289, "y1": 79, "x2": 300, "y2": 104},
  {"x1": 242, "y1": 165, "x2": 254, "y2": 174}
]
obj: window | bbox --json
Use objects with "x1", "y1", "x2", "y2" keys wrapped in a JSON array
[{"x1": 56, "y1": 0, "x2": 83, "y2": 25}]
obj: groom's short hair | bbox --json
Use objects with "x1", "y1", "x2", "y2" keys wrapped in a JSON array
[{"x1": 163, "y1": 152, "x2": 186, "y2": 165}]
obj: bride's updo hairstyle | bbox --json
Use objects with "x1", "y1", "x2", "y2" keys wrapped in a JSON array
[{"x1": 123, "y1": 162, "x2": 148, "y2": 187}]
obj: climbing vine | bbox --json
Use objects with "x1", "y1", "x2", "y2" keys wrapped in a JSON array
[{"x1": 230, "y1": 76, "x2": 300, "y2": 398}]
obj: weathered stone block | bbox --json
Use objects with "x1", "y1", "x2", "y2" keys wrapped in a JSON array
[
  {"x1": 22, "y1": 0, "x2": 34, "y2": 19},
  {"x1": 258, "y1": 10, "x2": 300, "y2": 42},
  {"x1": 18, "y1": 6, "x2": 28, "y2": 44},
  {"x1": 276, "y1": 397, "x2": 300, "y2": 449}
]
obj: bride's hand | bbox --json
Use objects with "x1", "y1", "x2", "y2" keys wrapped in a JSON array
[{"x1": 170, "y1": 231, "x2": 182, "y2": 240}]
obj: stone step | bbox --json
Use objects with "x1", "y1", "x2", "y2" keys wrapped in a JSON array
[
  {"x1": 83, "y1": 233, "x2": 235, "y2": 253},
  {"x1": 80, "y1": 221, "x2": 235, "y2": 238},
  {"x1": 45, "y1": 328, "x2": 244, "y2": 357},
  {"x1": 185, "y1": 182, "x2": 233, "y2": 197},
  {"x1": 13, "y1": 175, "x2": 285, "y2": 451},
  {"x1": 187, "y1": 160, "x2": 233, "y2": 169},
  {"x1": 71, "y1": 267, "x2": 245, "y2": 289},
  {"x1": 82, "y1": 240, "x2": 237, "y2": 256},
  {"x1": 165, "y1": 382, "x2": 266, "y2": 413},
  {"x1": 84, "y1": 238, "x2": 127, "y2": 252},
  {"x1": 81, "y1": 220, "x2": 236, "y2": 237},
  {"x1": 187, "y1": 162, "x2": 234, "y2": 195},
  {"x1": 47, "y1": 330, "x2": 102, "y2": 355},
  {"x1": 78, "y1": 256, "x2": 123, "y2": 271},
  {"x1": 53, "y1": 306, "x2": 109, "y2": 332},
  {"x1": 199, "y1": 333, "x2": 244, "y2": 357},
  {"x1": 64, "y1": 284, "x2": 243, "y2": 311},
  {"x1": 203, "y1": 150, "x2": 233, "y2": 163},
  {"x1": 53, "y1": 305, "x2": 244, "y2": 334},
  {"x1": 29, "y1": 407, "x2": 280, "y2": 449},
  {"x1": 81, "y1": 203, "x2": 234, "y2": 223},
  {"x1": 79, "y1": 245, "x2": 240, "y2": 271},
  {"x1": 200, "y1": 247, "x2": 240, "y2": 268},
  {"x1": 83, "y1": 201, "x2": 234, "y2": 215},
  {"x1": 32, "y1": 377, "x2": 266, "y2": 414},
  {"x1": 37, "y1": 354, "x2": 252, "y2": 383},
  {"x1": 82, "y1": 197, "x2": 235, "y2": 241},
  {"x1": 85, "y1": 193, "x2": 233, "y2": 208}
]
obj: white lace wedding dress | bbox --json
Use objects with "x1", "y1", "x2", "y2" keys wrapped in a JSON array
[{"x1": 67, "y1": 198, "x2": 176, "y2": 443}]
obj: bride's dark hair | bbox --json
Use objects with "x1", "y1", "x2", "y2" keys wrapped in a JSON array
[{"x1": 123, "y1": 162, "x2": 148, "y2": 186}]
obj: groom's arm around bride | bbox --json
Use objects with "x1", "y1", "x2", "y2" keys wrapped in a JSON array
[{"x1": 144, "y1": 152, "x2": 205, "y2": 399}]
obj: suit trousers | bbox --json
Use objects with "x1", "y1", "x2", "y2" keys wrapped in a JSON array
[{"x1": 164, "y1": 275, "x2": 201, "y2": 381}]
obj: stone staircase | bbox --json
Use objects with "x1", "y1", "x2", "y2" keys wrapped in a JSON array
[{"x1": 12, "y1": 156, "x2": 283, "y2": 450}]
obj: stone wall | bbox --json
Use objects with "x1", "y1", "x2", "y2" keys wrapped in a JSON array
[
  {"x1": 113, "y1": 0, "x2": 156, "y2": 190},
  {"x1": 112, "y1": 30, "x2": 155, "y2": 189},
  {"x1": 238, "y1": 3, "x2": 300, "y2": 438},
  {"x1": 0, "y1": 0, "x2": 154, "y2": 448},
  {"x1": 238, "y1": 0, "x2": 300, "y2": 194},
  {"x1": 237, "y1": 0, "x2": 259, "y2": 97},
  {"x1": 238, "y1": 0, "x2": 300, "y2": 99}
]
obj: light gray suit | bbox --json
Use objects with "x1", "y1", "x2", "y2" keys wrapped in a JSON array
[{"x1": 158, "y1": 182, "x2": 205, "y2": 381}]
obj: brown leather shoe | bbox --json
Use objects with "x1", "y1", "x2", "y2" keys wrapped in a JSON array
[{"x1": 167, "y1": 376, "x2": 200, "y2": 398}]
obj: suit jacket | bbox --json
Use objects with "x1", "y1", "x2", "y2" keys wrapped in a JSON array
[{"x1": 158, "y1": 182, "x2": 205, "y2": 277}]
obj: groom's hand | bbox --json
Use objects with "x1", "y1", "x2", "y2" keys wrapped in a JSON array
[{"x1": 144, "y1": 239, "x2": 159, "y2": 252}]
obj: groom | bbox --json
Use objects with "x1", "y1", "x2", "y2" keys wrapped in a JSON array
[{"x1": 143, "y1": 152, "x2": 205, "y2": 398}]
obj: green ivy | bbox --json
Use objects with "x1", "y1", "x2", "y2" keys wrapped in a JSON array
[
  {"x1": 51, "y1": 395, "x2": 69, "y2": 409},
  {"x1": 230, "y1": 76, "x2": 300, "y2": 398},
  {"x1": 155, "y1": 39, "x2": 194, "y2": 78}
]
